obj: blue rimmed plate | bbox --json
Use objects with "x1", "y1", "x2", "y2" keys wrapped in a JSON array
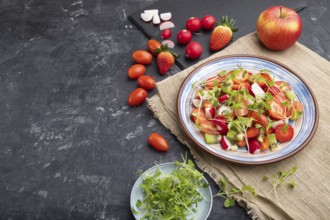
[
  {"x1": 130, "y1": 162, "x2": 213, "y2": 219},
  {"x1": 177, "y1": 55, "x2": 319, "y2": 165}
]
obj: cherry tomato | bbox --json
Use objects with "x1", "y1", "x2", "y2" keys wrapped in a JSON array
[
  {"x1": 128, "y1": 64, "x2": 146, "y2": 79},
  {"x1": 267, "y1": 100, "x2": 287, "y2": 120},
  {"x1": 250, "y1": 112, "x2": 268, "y2": 127},
  {"x1": 191, "y1": 108, "x2": 208, "y2": 124},
  {"x1": 185, "y1": 42, "x2": 203, "y2": 60},
  {"x1": 148, "y1": 133, "x2": 169, "y2": 152},
  {"x1": 186, "y1": 17, "x2": 201, "y2": 32},
  {"x1": 137, "y1": 75, "x2": 156, "y2": 91},
  {"x1": 200, "y1": 121, "x2": 220, "y2": 135},
  {"x1": 237, "y1": 139, "x2": 246, "y2": 147},
  {"x1": 201, "y1": 15, "x2": 216, "y2": 31},
  {"x1": 177, "y1": 29, "x2": 193, "y2": 45},
  {"x1": 132, "y1": 50, "x2": 153, "y2": 65},
  {"x1": 128, "y1": 88, "x2": 148, "y2": 107},
  {"x1": 147, "y1": 39, "x2": 161, "y2": 56},
  {"x1": 161, "y1": 29, "x2": 172, "y2": 39}
]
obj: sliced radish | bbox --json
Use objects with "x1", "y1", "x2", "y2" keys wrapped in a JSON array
[
  {"x1": 159, "y1": 21, "x2": 175, "y2": 30},
  {"x1": 160, "y1": 12, "x2": 172, "y2": 21},
  {"x1": 215, "y1": 122, "x2": 228, "y2": 135},
  {"x1": 217, "y1": 106, "x2": 232, "y2": 115},
  {"x1": 161, "y1": 40, "x2": 175, "y2": 48},
  {"x1": 218, "y1": 94, "x2": 229, "y2": 103},
  {"x1": 248, "y1": 139, "x2": 261, "y2": 154},
  {"x1": 205, "y1": 107, "x2": 215, "y2": 119},
  {"x1": 192, "y1": 98, "x2": 202, "y2": 108},
  {"x1": 140, "y1": 13, "x2": 153, "y2": 22},
  {"x1": 152, "y1": 14, "x2": 161, "y2": 24},
  {"x1": 221, "y1": 136, "x2": 232, "y2": 150},
  {"x1": 144, "y1": 9, "x2": 159, "y2": 16},
  {"x1": 251, "y1": 82, "x2": 265, "y2": 98}
]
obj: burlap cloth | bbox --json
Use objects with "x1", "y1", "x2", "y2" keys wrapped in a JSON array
[{"x1": 147, "y1": 33, "x2": 330, "y2": 220}]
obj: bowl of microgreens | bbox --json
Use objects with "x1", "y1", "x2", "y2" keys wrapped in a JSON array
[
  {"x1": 130, "y1": 158, "x2": 213, "y2": 220},
  {"x1": 177, "y1": 55, "x2": 319, "y2": 165}
]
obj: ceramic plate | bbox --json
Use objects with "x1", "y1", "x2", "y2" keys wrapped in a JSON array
[
  {"x1": 177, "y1": 55, "x2": 319, "y2": 165},
  {"x1": 130, "y1": 162, "x2": 213, "y2": 219}
]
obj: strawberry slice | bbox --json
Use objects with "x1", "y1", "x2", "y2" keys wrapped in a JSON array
[
  {"x1": 267, "y1": 100, "x2": 287, "y2": 120},
  {"x1": 275, "y1": 124, "x2": 294, "y2": 142},
  {"x1": 200, "y1": 121, "x2": 220, "y2": 135},
  {"x1": 191, "y1": 108, "x2": 208, "y2": 124},
  {"x1": 246, "y1": 127, "x2": 259, "y2": 139}
]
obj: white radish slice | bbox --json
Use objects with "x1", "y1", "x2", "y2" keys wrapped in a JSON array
[
  {"x1": 217, "y1": 106, "x2": 231, "y2": 115},
  {"x1": 192, "y1": 99, "x2": 202, "y2": 108},
  {"x1": 159, "y1": 21, "x2": 175, "y2": 30},
  {"x1": 144, "y1": 9, "x2": 159, "y2": 16},
  {"x1": 160, "y1": 12, "x2": 172, "y2": 21},
  {"x1": 161, "y1": 40, "x2": 175, "y2": 48},
  {"x1": 152, "y1": 14, "x2": 161, "y2": 24},
  {"x1": 140, "y1": 13, "x2": 153, "y2": 22},
  {"x1": 251, "y1": 82, "x2": 265, "y2": 98},
  {"x1": 205, "y1": 107, "x2": 215, "y2": 119}
]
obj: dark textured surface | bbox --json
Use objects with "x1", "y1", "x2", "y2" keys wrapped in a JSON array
[{"x1": 0, "y1": 0, "x2": 329, "y2": 220}]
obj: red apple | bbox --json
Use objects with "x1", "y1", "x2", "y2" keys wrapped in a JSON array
[{"x1": 256, "y1": 6, "x2": 302, "y2": 51}]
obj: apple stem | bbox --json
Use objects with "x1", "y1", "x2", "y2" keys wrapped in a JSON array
[{"x1": 280, "y1": 6, "x2": 284, "y2": 18}]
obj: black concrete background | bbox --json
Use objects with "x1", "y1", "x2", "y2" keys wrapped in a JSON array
[{"x1": 0, "y1": 0, "x2": 329, "y2": 219}]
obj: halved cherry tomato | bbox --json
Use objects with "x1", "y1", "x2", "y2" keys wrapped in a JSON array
[
  {"x1": 237, "y1": 139, "x2": 246, "y2": 147},
  {"x1": 132, "y1": 50, "x2": 153, "y2": 65},
  {"x1": 267, "y1": 100, "x2": 287, "y2": 120},
  {"x1": 259, "y1": 137, "x2": 270, "y2": 151},
  {"x1": 200, "y1": 121, "x2": 220, "y2": 135},
  {"x1": 128, "y1": 88, "x2": 148, "y2": 106},
  {"x1": 147, "y1": 39, "x2": 161, "y2": 56},
  {"x1": 128, "y1": 64, "x2": 146, "y2": 79},
  {"x1": 230, "y1": 70, "x2": 250, "y2": 83},
  {"x1": 250, "y1": 112, "x2": 268, "y2": 127},
  {"x1": 138, "y1": 75, "x2": 156, "y2": 91},
  {"x1": 191, "y1": 108, "x2": 208, "y2": 124},
  {"x1": 246, "y1": 127, "x2": 259, "y2": 139},
  {"x1": 148, "y1": 133, "x2": 169, "y2": 152}
]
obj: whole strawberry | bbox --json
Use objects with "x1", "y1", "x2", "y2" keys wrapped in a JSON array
[
  {"x1": 210, "y1": 16, "x2": 238, "y2": 52},
  {"x1": 155, "y1": 44, "x2": 179, "y2": 75}
]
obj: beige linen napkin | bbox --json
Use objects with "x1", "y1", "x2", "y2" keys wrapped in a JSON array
[{"x1": 147, "y1": 33, "x2": 330, "y2": 220}]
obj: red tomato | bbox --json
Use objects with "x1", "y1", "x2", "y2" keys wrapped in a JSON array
[
  {"x1": 128, "y1": 88, "x2": 148, "y2": 106},
  {"x1": 250, "y1": 112, "x2": 268, "y2": 127},
  {"x1": 148, "y1": 133, "x2": 169, "y2": 152},
  {"x1": 185, "y1": 42, "x2": 203, "y2": 60},
  {"x1": 177, "y1": 29, "x2": 193, "y2": 45},
  {"x1": 237, "y1": 139, "x2": 247, "y2": 147},
  {"x1": 200, "y1": 121, "x2": 220, "y2": 135},
  {"x1": 128, "y1": 64, "x2": 146, "y2": 79},
  {"x1": 267, "y1": 100, "x2": 287, "y2": 120},
  {"x1": 147, "y1": 39, "x2": 161, "y2": 56},
  {"x1": 161, "y1": 29, "x2": 172, "y2": 39},
  {"x1": 186, "y1": 17, "x2": 201, "y2": 32},
  {"x1": 191, "y1": 108, "x2": 208, "y2": 124},
  {"x1": 138, "y1": 75, "x2": 156, "y2": 91},
  {"x1": 132, "y1": 50, "x2": 153, "y2": 65},
  {"x1": 201, "y1": 15, "x2": 216, "y2": 30}
]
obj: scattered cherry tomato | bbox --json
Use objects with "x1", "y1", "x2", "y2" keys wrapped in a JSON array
[
  {"x1": 161, "y1": 29, "x2": 172, "y2": 39},
  {"x1": 132, "y1": 50, "x2": 153, "y2": 65},
  {"x1": 185, "y1": 41, "x2": 203, "y2": 60},
  {"x1": 128, "y1": 64, "x2": 146, "y2": 79},
  {"x1": 138, "y1": 75, "x2": 156, "y2": 91},
  {"x1": 128, "y1": 88, "x2": 148, "y2": 106},
  {"x1": 177, "y1": 29, "x2": 193, "y2": 45},
  {"x1": 147, "y1": 39, "x2": 161, "y2": 56},
  {"x1": 148, "y1": 133, "x2": 169, "y2": 152},
  {"x1": 201, "y1": 15, "x2": 216, "y2": 30},
  {"x1": 186, "y1": 17, "x2": 201, "y2": 32}
]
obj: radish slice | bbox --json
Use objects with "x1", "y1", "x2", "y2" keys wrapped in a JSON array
[
  {"x1": 159, "y1": 21, "x2": 175, "y2": 30},
  {"x1": 205, "y1": 107, "x2": 215, "y2": 119},
  {"x1": 218, "y1": 106, "x2": 231, "y2": 115},
  {"x1": 160, "y1": 12, "x2": 172, "y2": 21},
  {"x1": 152, "y1": 14, "x2": 161, "y2": 24},
  {"x1": 251, "y1": 82, "x2": 265, "y2": 98},
  {"x1": 161, "y1": 40, "x2": 175, "y2": 48},
  {"x1": 144, "y1": 9, "x2": 159, "y2": 16},
  {"x1": 140, "y1": 13, "x2": 153, "y2": 22},
  {"x1": 192, "y1": 99, "x2": 202, "y2": 108}
]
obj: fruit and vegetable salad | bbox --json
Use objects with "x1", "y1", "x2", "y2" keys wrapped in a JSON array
[{"x1": 190, "y1": 66, "x2": 304, "y2": 154}]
